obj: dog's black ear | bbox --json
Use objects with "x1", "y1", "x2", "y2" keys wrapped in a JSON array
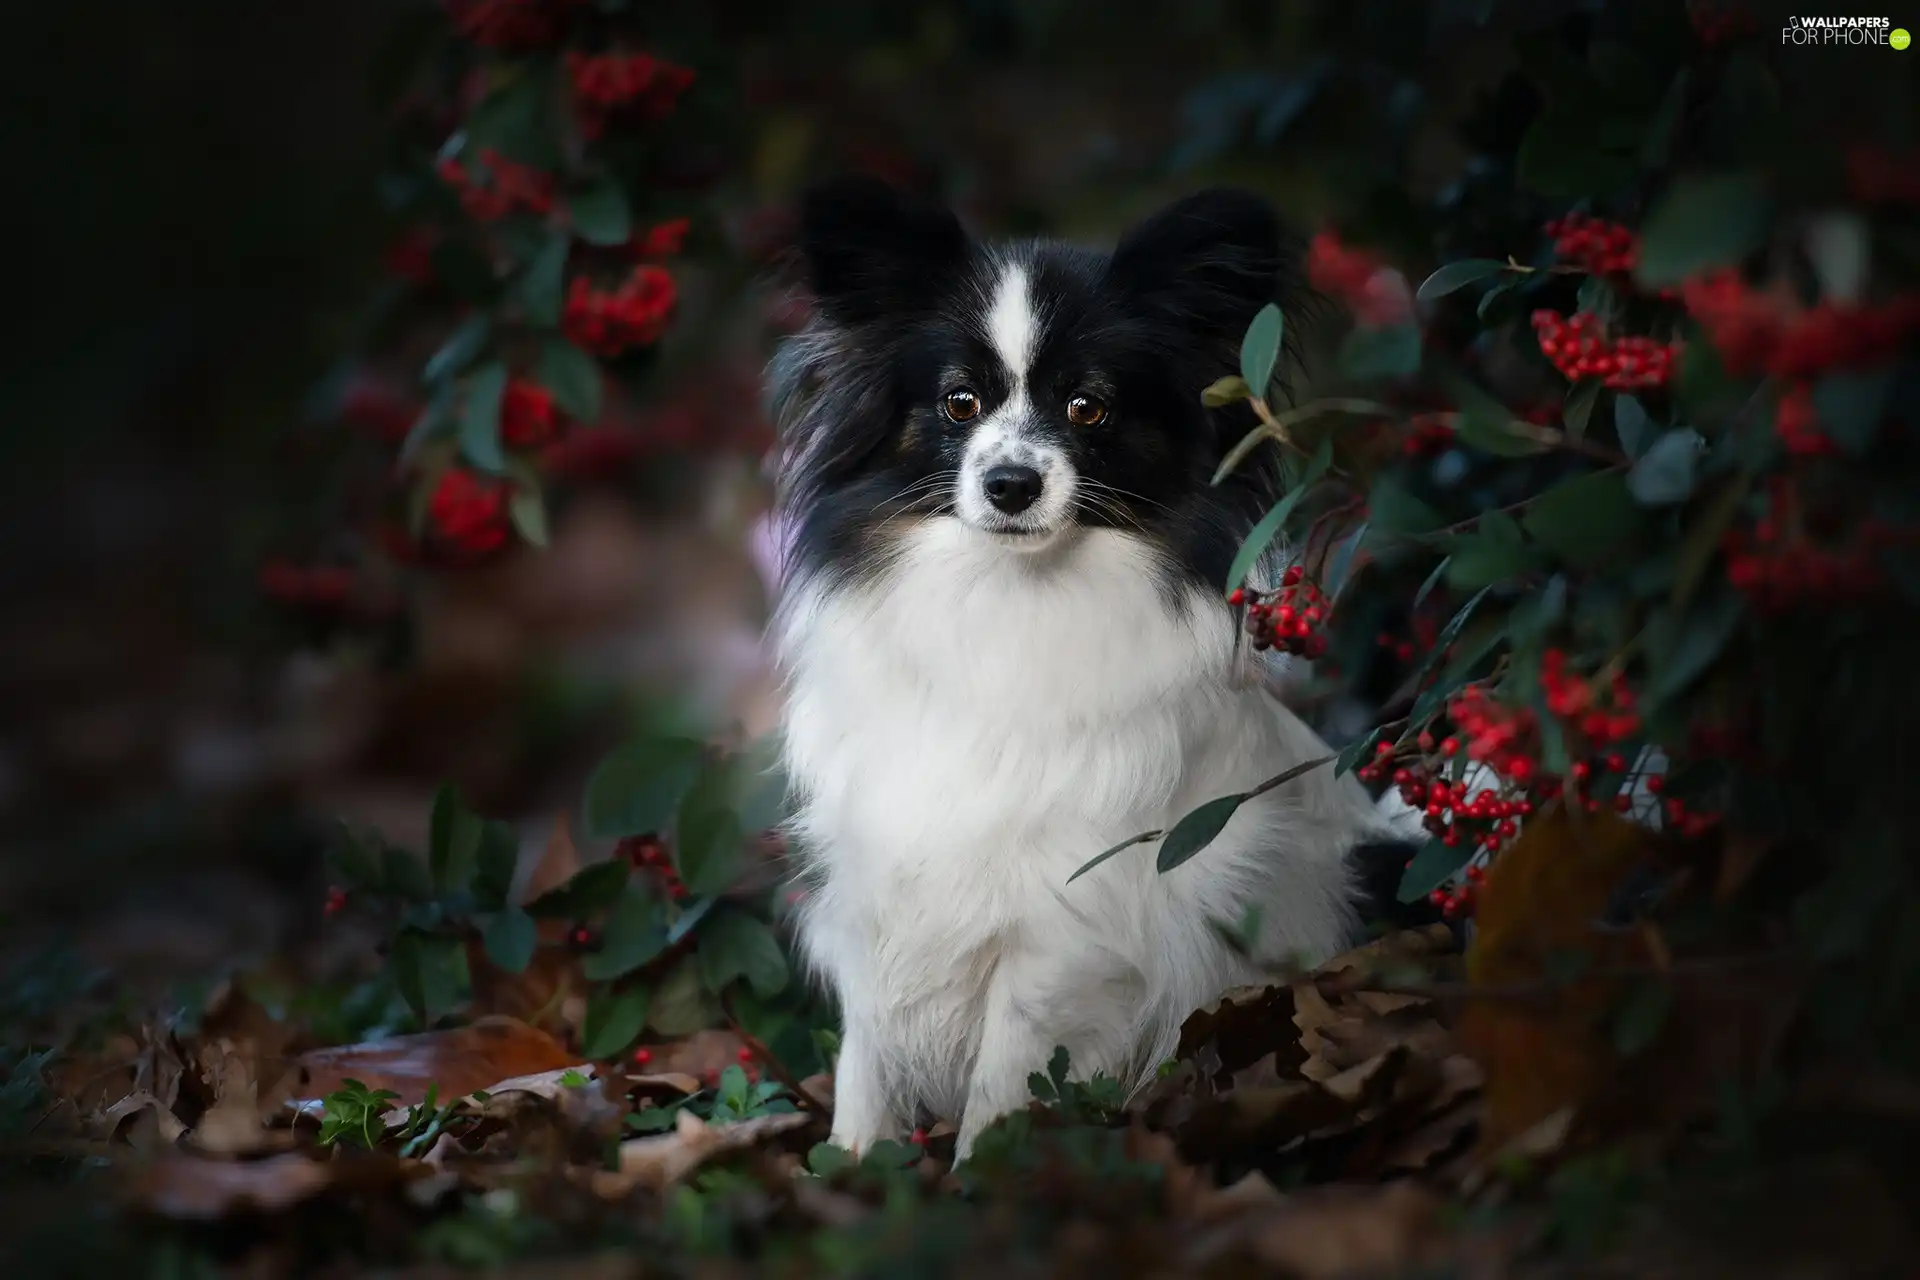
[
  {"x1": 799, "y1": 177, "x2": 970, "y2": 326},
  {"x1": 1108, "y1": 189, "x2": 1294, "y2": 342}
]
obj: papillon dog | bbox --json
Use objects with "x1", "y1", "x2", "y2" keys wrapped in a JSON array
[{"x1": 764, "y1": 178, "x2": 1425, "y2": 1158}]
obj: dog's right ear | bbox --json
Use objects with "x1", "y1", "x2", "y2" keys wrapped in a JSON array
[{"x1": 799, "y1": 177, "x2": 970, "y2": 327}]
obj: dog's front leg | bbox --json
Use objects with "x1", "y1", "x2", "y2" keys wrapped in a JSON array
[
  {"x1": 953, "y1": 961, "x2": 1059, "y2": 1161},
  {"x1": 825, "y1": 1010, "x2": 903, "y2": 1156}
]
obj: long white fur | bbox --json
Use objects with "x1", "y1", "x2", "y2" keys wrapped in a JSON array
[{"x1": 773, "y1": 259, "x2": 1411, "y2": 1158}]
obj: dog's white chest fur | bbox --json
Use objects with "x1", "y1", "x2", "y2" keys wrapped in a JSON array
[{"x1": 776, "y1": 521, "x2": 1386, "y2": 1154}]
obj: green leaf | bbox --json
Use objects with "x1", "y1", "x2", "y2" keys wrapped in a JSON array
[
  {"x1": 473, "y1": 820, "x2": 518, "y2": 911},
  {"x1": 1811, "y1": 369, "x2": 1893, "y2": 458},
  {"x1": 697, "y1": 908, "x2": 791, "y2": 1000},
  {"x1": 1671, "y1": 471, "x2": 1752, "y2": 610},
  {"x1": 1397, "y1": 839, "x2": 1471, "y2": 903},
  {"x1": 1068, "y1": 830, "x2": 1160, "y2": 884},
  {"x1": 1324, "y1": 523, "x2": 1367, "y2": 598},
  {"x1": 391, "y1": 930, "x2": 470, "y2": 1026},
  {"x1": 429, "y1": 784, "x2": 483, "y2": 895},
  {"x1": 460, "y1": 362, "x2": 509, "y2": 475},
  {"x1": 580, "y1": 985, "x2": 651, "y2": 1060},
  {"x1": 1156, "y1": 793, "x2": 1251, "y2": 874},
  {"x1": 509, "y1": 484, "x2": 549, "y2": 548},
  {"x1": 1643, "y1": 588, "x2": 1745, "y2": 710},
  {"x1": 536, "y1": 337, "x2": 604, "y2": 424},
  {"x1": 1406, "y1": 585, "x2": 1492, "y2": 701},
  {"x1": 330, "y1": 824, "x2": 384, "y2": 891},
  {"x1": 584, "y1": 737, "x2": 706, "y2": 840},
  {"x1": 1640, "y1": 69, "x2": 1691, "y2": 168},
  {"x1": 808, "y1": 1142, "x2": 856, "y2": 1177},
  {"x1": 569, "y1": 174, "x2": 632, "y2": 247},
  {"x1": 1446, "y1": 533, "x2": 1540, "y2": 589},
  {"x1": 1612, "y1": 980, "x2": 1673, "y2": 1057},
  {"x1": 675, "y1": 763, "x2": 746, "y2": 898},
  {"x1": 1201, "y1": 375, "x2": 1251, "y2": 408},
  {"x1": 1523, "y1": 471, "x2": 1643, "y2": 567},
  {"x1": 1510, "y1": 574, "x2": 1569, "y2": 645},
  {"x1": 382, "y1": 847, "x2": 434, "y2": 902},
  {"x1": 583, "y1": 884, "x2": 670, "y2": 980},
  {"x1": 1415, "y1": 259, "x2": 1506, "y2": 303},
  {"x1": 1413, "y1": 556, "x2": 1451, "y2": 613},
  {"x1": 524, "y1": 859, "x2": 630, "y2": 919},
  {"x1": 483, "y1": 907, "x2": 537, "y2": 975},
  {"x1": 423, "y1": 314, "x2": 492, "y2": 386},
  {"x1": 1563, "y1": 380, "x2": 1601, "y2": 441},
  {"x1": 1338, "y1": 323, "x2": 1422, "y2": 380},
  {"x1": 1239, "y1": 304, "x2": 1284, "y2": 398},
  {"x1": 1223, "y1": 485, "x2": 1308, "y2": 594},
  {"x1": 1627, "y1": 429, "x2": 1704, "y2": 506},
  {"x1": 1476, "y1": 276, "x2": 1528, "y2": 322},
  {"x1": 647, "y1": 957, "x2": 722, "y2": 1035},
  {"x1": 1634, "y1": 173, "x2": 1770, "y2": 289},
  {"x1": 1614, "y1": 395, "x2": 1655, "y2": 458},
  {"x1": 666, "y1": 895, "x2": 718, "y2": 946},
  {"x1": 464, "y1": 67, "x2": 563, "y2": 168},
  {"x1": 1367, "y1": 475, "x2": 1446, "y2": 535},
  {"x1": 1455, "y1": 408, "x2": 1548, "y2": 457},
  {"x1": 520, "y1": 230, "x2": 569, "y2": 327}
]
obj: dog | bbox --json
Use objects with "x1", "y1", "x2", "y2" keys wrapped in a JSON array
[{"x1": 765, "y1": 178, "x2": 1422, "y2": 1158}]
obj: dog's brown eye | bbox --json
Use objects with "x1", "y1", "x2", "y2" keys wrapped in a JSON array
[
  {"x1": 1066, "y1": 395, "x2": 1108, "y2": 426},
  {"x1": 943, "y1": 388, "x2": 981, "y2": 422}
]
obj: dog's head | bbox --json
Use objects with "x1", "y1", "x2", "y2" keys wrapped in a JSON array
[{"x1": 773, "y1": 178, "x2": 1305, "y2": 589}]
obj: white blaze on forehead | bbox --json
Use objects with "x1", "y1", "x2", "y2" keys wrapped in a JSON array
[{"x1": 985, "y1": 261, "x2": 1038, "y2": 388}]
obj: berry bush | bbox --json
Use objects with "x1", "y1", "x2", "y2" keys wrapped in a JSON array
[{"x1": 1176, "y1": 0, "x2": 1920, "y2": 1065}]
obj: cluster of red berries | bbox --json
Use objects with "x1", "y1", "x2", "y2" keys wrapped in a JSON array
[
  {"x1": 538, "y1": 424, "x2": 647, "y2": 478},
  {"x1": 1375, "y1": 607, "x2": 1441, "y2": 665},
  {"x1": 1531, "y1": 310, "x2": 1679, "y2": 390},
  {"x1": 259, "y1": 561, "x2": 358, "y2": 611},
  {"x1": 1681, "y1": 271, "x2": 1920, "y2": 379},
  {"x1": 563, "y1": 267, "x2": 678, "y2": 357},
  {"x1": 1446, "y1": 685, "x2": 1541, "y2": 784},
  {"x1": 385, "y1": 226, "x2": 439, "y2": 287},
  {"x1": 1541, "y1": 649, "x2": 1641, "y2": 752},
  {"x1": 1401, "y1": 412, "x2": 1455, "y2": 459},
  {"x1": 323, "y1": 886, "x2": 349, "y2": 917},
  {"x1": 1429, "y1": 865, "x2": 1486, "y2": 918},
  {"x1": 1688, "y1": 0, "x2": 1754, "y2": 47},
  {"x1": 502, "y1": 379, "x2": 562, "y2": 448},
  {"x1": 1307, "y1": 230, "x2": 1412, "y2": 328},
  {"x1": 565, "y1": 51, "x2": 695, "y2": 137},
  {"x1": 617, "y1": 833, "x2": 690, "y2": 900},
  {"x1": 437, "y1": 149, "x2": 556, "y2": 222},
  {"x1": 428, "y1": 467, "x2": 514, "y2": 560},
  {"x1": 1723, "y1": 508, "x2": 1883, "y2": 614},
  {"x1": 1230, "y1": 566, "x2": 1328, "y2": 658},
  {"x1": 1544, "y1": 213, "x2": 1639, "y2": 276},
  {"x1": 631, "y1": 217, "x2": 690, "y2": 261},
  {"x1": 1771, "y1": 383, "x2": 1834, "y2": 458},
  {"x1": 443, "y1": 0, "x2": 579, "y2": 50}
]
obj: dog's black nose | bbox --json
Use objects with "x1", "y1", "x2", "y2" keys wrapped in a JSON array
[{"x1": 982, "y1": 465, "x2": 1043, "y2": 514}]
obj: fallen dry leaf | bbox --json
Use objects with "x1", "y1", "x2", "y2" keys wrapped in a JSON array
[
  {"x1": 292, "y1": 1016, "x2": 581, "y2": 1107},
  {"x1": 1457, "y1": 804, "x2": 1654, "y2": 1153},
  {"x1": 596, "y1": 1108, "x2": 812, "y2": 1194},
  {"x1": 1195, "y1": 1181, "x2": 1455, "y2": 1278},
  {"x1": 130, "y1": 1151, "x2": 335, "y2": 1220}
]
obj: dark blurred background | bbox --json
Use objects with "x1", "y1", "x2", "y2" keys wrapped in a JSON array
[
  {"x1": 0, "y1": 0, "x2": 1350, "y2": 991},
  {"x1": 4, "y1": 0, "x2": 1910, "y2": 995}
]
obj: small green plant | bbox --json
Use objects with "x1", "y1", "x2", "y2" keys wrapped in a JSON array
[
  {"x1": 1026, "y1": 1046, "x2": 1126, "y2": 1123},
  {"x1": 624, "y1": 1065, "x2": 796, "y2": 1134},
  {"x1": 317, "y1": 1079, "x2": 401, "y2": 1149}
]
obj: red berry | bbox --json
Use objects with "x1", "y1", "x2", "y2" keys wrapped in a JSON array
[
  {"x1": 737, "y1": 1047, "x2": 755, "y2": 1064},
  {"x1": 910, "y1": 1127, "x2": 929, "y2": 1147},
  {"x1": 633, "y1": 1047, "x2": 652, "y2": 1066}
]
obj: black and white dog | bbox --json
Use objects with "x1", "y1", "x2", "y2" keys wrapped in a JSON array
[{"x1": 765, "y1": 179, "x2": 1421, "y2": 1158}]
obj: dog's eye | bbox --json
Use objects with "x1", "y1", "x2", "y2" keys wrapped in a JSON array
[
  {"x1": 1066, "y1": 395, "x2": 1108, "y2": 427},
  {"x1": 943, "y1": 388, "x2": 981, "y2": 423}
]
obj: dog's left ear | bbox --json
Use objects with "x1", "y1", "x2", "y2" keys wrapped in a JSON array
[{"x1": 1108, "y1": 189, "x2": 1292, "y2": 340}]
